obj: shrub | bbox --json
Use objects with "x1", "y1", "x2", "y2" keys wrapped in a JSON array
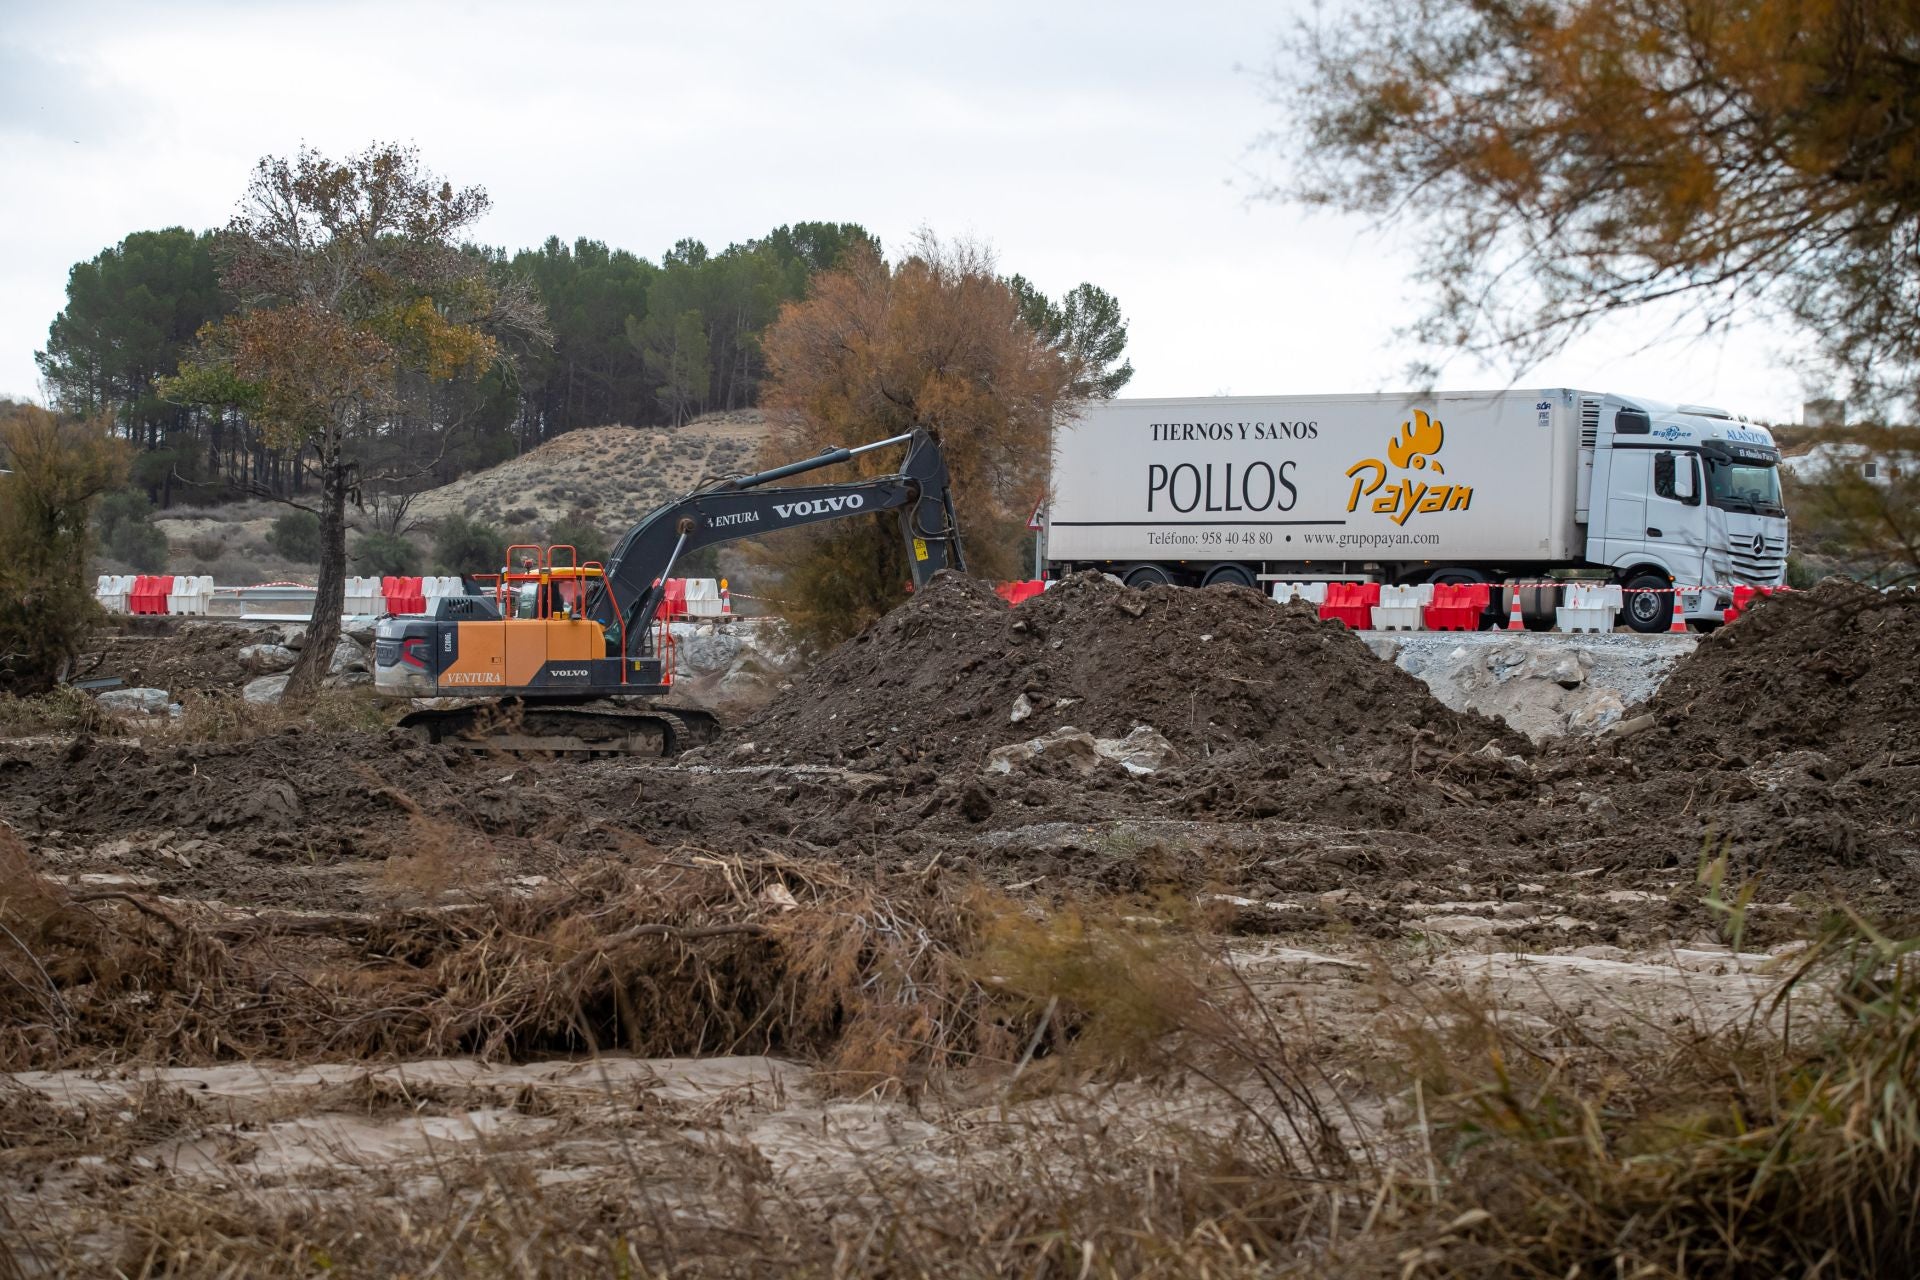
[
  {"x1": 94, "y1": 488, "x2": 169, "y2": 572},
  {"x1": 0, "y1": 408, "x2": 128, "y2": 693},
  {"x1": 105, "y1": 517, "x2": 169, "y2": 572},
  {"x1": 187, "y1": 533, "x2": 224, "y2": 562},
  {"x1": 267, "y1": 510, "x2": 322, "y2": 563},
  {"x1": 352, "y1": 531, "x2": 421, "y2": 575},
  {"x1": 432, "y1": 513, "x2": 503, "y2": 575},
  {"x1": 546, "y1": 512, "x2": 609, "y2": 566}
]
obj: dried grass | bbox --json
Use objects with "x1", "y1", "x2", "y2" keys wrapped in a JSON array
[
  {"x1": 171, "y1": 686, "x2": 394, "y2": 741},
  {"x1": 9, "y1": 812, "x2": 1920, "y2": 1277},
  {"x1": 0, "y1": 840, "x2": 1039, "y2": 1079},
  {"x1": 0, "y1": 685, "x2": 118, "y2": 737}
]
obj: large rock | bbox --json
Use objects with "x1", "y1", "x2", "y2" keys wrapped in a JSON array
[
  {"x1": 984, "y1": 724, "x2": 1177, "y2": 777},
  {"x1": 679, "y1": 631, "x2": 745, "y2": 673},
  {"x1": 1097, "y1": 724, "x2": 1176, "y2": 775},
  {"x1": 1568, "y1": 691, "x2": 1626, "y2": 733},
  {"x1": 96, "y1": 687, "x2": 172, "y2": 715},
  {"x1": 986, "y1": 727, "x2": 1102, "y2": 776},
  {"x1": 328, "y1": 637, "x2": 369, "y2": 676},
  {"x1": 243, "y1": 674, "x2": 289, "y2": 705},
  {"x1": 238, "y1": 643, "x2": 298, "y2": 674}
]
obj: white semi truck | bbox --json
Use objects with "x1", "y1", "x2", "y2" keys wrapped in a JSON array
[{"x1": 1044, "y1": 390, "x2": 1789, "y2": 632}]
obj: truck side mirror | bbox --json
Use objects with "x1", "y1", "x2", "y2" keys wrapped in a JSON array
[{"x1": 1654, "y1": 452, "x2": 1699, "y2": 505}]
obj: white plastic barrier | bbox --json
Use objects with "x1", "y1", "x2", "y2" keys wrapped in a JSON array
[
  {"x1": 344, "y1": 575, "x2": 384, "y2": 617},
  {"x1": 165, "y1": 575, "x2": 214, "y2": 615},
  {"x1": 1556, "y1": 583, "x2": 1623, "y2": 633},
  {"x1": 1271, "y1": 582, "x2": 1329, "y2": 606},
  {"x1": 95, "y1": 574, "x2": 131, "y2": 613},
  {"x1": 1372, "y1": 582, "x2": 1433, "y2": 631},
  {"x1": 421, "y1": 575, "x2": 463, "y2": 616},
  {"x1": 682, "y1": 577, "x2": 724, "y2": 618}
]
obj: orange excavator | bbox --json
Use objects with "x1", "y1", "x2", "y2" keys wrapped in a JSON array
[{"x1": 372, "y1": 428, "x2": 964, "y2": 755}]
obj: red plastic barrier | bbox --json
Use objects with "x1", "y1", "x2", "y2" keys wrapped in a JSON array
[
  {"x1": 129, "y1": 574, "x2": 174, "y2": 615},
  {"x1": 1723, "y1": 584, "x2": 1779, "y2": 624},
  {"x1": 995, "y1": 580, "x2": 1047, "y2": 605},
  {"x1": 660, "y1": 577, "x2": 688, "y2": 619},
  {"x1": 1318, "y1": 581, "x2": 1379, "y2": 629},
  {"x1": 1424, "y1": 581, "x2": 1490, "y2": 631},
  {"x1": 381, "y1": 575, "x2": 426, "y2": 616}
]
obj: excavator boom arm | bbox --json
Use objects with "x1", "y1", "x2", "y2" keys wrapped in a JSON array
[{"x1": 587, "y1": 427, "x2": 962, "y2": 639}]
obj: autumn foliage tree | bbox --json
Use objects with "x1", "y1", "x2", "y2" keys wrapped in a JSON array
[
  {"x1": 0, "y1": 406, "x2": 129, "y2": 694},
  {"x1": 1274, "y1": 0, "x2": 1920, "y2": 401},
  {"x1": 165, "y1": 144, "x2": 546, "y2": 699},
  {"x1": 757, "y1": 237, "x2": 1078, "y2": 644}
]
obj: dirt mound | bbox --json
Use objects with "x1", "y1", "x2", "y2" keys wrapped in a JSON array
[
  {"x1": 79, "y1": 619, "x2": 255, "y2": 694},
  {"x1": 739, "y1": 571, "x2": 1520, "y2": 771},
  {"x1": 1637, "y1": 579, "x2": 1920, "y2": 768}
]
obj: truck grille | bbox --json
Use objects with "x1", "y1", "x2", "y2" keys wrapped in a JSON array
[{"x1": 1724, "y1": 534, "x2": 1787, "y2": 585}]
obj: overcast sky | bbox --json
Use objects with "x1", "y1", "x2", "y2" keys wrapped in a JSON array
[{"x1": 1, "y1": 0, "x2": 1817, "y2": 421}]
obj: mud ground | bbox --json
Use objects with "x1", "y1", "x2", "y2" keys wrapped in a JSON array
[{"x1": 1, "y1": 575, "x2": 1914, "y2": 1273}]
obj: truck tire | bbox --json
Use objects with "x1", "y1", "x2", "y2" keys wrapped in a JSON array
[
  {"x1": 1122, "y1": 563, "x2": 1173, "y2": 588},
  {"x1": 1201, "y1": 563, "x2": 1256, "y2": 589},
  {"x1": 1621, "y1": 571, "x2": 1673, "y2": 633}
]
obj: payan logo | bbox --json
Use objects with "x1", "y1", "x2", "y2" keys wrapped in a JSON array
[{"x1": 1344, "y1": 410, "x2": 1474, "y2": 525}]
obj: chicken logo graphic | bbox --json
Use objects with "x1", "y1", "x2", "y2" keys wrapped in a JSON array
[{"x1": 1345, "y1": 409, "x2": 1474, "y2": 524}]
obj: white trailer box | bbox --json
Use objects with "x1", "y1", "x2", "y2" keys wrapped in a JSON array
[{"x1": 1049, "y1": 391, "x2": 1580, "y2": 567}]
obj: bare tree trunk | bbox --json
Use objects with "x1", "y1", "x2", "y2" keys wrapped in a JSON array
[{"x1": 284, "y1": 446, "x2": 349, "y2": 701}]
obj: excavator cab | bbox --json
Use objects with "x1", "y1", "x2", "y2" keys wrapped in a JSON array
[{"x1": 372, "y1": 543, "x2": 672, "y2": 700}]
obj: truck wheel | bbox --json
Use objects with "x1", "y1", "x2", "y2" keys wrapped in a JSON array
[
  {"x1": 1122, "y1": 563, "x2": 1173, "y2": 589},
  {"x1": 1621, "y1": 572, "x2": 1673, "y2": 632},
  {"x1": 1201, "y1": 563, "x2": 1256, "y2": 589}
]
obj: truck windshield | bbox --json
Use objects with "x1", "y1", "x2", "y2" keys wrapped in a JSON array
[{"x1": 1705, "y1": 457, "x2": 1783, "y2": 514}]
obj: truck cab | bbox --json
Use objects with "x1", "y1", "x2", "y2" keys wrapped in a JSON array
[{"x1": 1584, "y1": 396, "x2": 1788, "y2": 628}]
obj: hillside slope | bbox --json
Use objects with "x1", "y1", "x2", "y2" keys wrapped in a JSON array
[{"x1": 410, "y1": 410, "x2": 773, "y2": 532}]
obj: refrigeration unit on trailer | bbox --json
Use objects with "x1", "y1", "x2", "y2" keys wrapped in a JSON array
[{"x1": 1043, "y1": 390, "x2": 1789, "y2": 632}]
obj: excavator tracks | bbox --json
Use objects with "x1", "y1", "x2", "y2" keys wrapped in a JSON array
[{"x1": 397, "y1": 699, "x2": 722, "y2": 758}]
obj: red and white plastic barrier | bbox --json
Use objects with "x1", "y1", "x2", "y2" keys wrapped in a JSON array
[
  {"x1": 994, "y1": 580, "x2": 1048, "y2": 606},
  {"x1": 682, "y1": 578, "x2": 724, "y2": 618},
  {"x1": 381, "y1": 576, "x2": 426, "y2": 616},
  {"x1": 95, "y1": 574, "x2": 133, "y2": 613},
  {"x1": 1258, "y1": 577, "x2": 1782, "y2": 633},
  {"x1": 166, "y1": 575, "x2": 213, "y2": 615},
  {"x1": 1319, "y1": 581, "x2": 1380, "y2": 630},
  {"x1": 128, "y1": 574, "x2": 174, "y2": 615},
  {"x1": 1723, "y1": 584, "x2": 1780, "y2": 624}
]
